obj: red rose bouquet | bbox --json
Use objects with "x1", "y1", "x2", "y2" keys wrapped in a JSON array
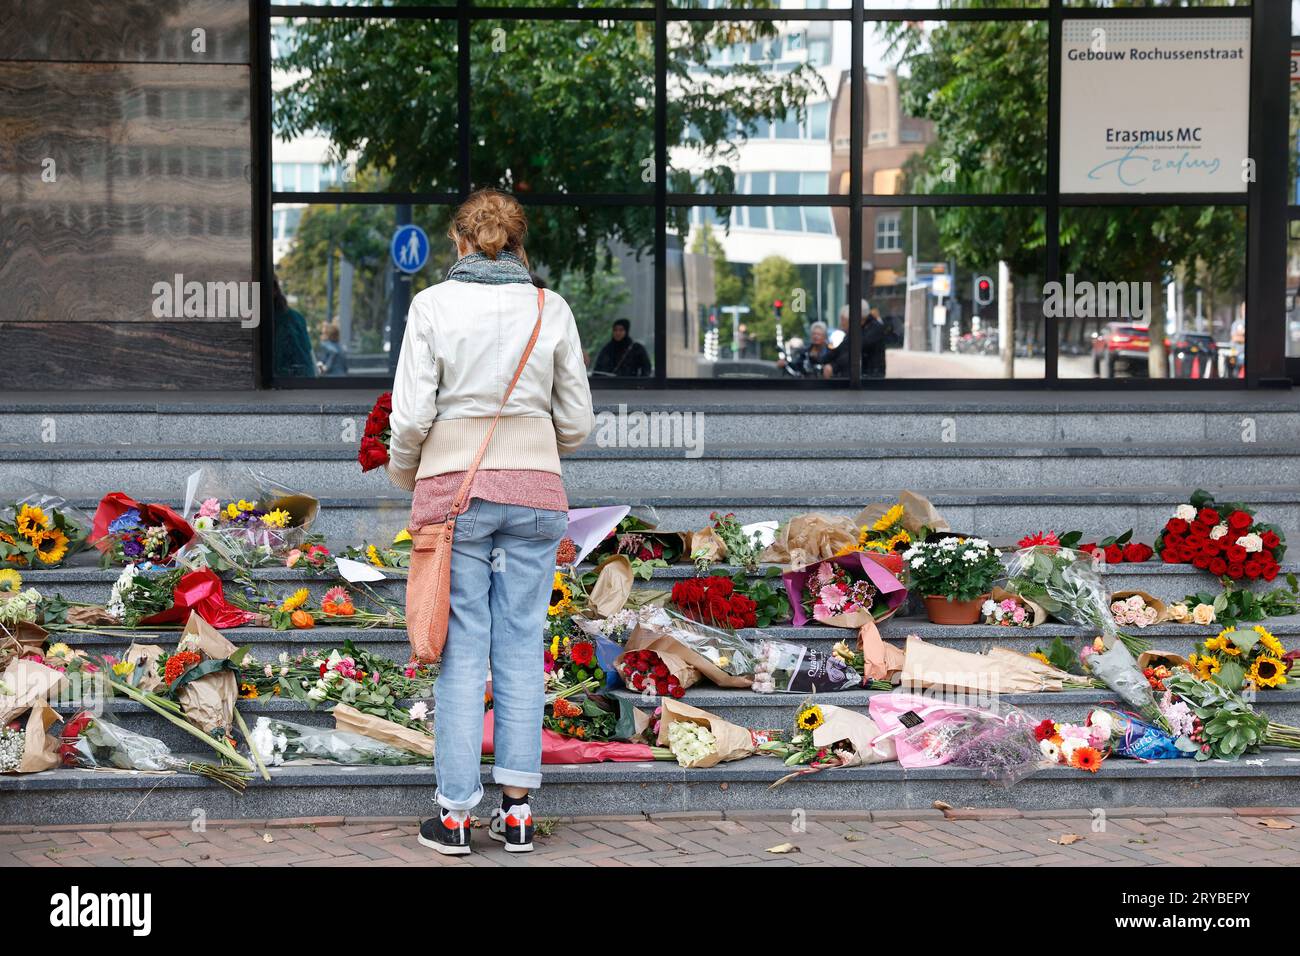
[
  {"x1": 357, "y1": 392, "x2": 393, "y2": 473},
  {"x1": 1075, "y1": 530, "x2": 1155, "y2": 565},
  {"x1": 670, "y1": 575, "x2": 758, "y2": 629},
  {"x1": 617, "y1": 648, "x2": 687, "y2": 698},
  {"x1": 1156, "y1": 490, "x2": 1287, "y2": 582}
]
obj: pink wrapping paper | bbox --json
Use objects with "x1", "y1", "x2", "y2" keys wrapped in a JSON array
[{"x1": 482, "y1": 710, "x2": 657, "y2": 763}]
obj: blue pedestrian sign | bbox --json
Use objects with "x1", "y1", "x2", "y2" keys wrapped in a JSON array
[{"x1": 391, "y1": 224, "x2": 429, "y2": 274}]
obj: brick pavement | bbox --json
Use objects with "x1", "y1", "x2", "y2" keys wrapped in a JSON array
[{"x1": 4, "y1": 807, "x2": 1300, "y2": 867}]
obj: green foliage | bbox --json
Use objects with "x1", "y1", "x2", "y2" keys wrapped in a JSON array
[
  {"x1": 748, "y1": 256, "x2": 804, "y2": 359},
  {"x1": 1182, "y1": 576, "x2": 1300, "y2": 628}
]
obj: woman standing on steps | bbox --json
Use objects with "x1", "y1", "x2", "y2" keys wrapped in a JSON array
[{"x1": 384, "y1": 189, "x2": 594, "y2": 855}]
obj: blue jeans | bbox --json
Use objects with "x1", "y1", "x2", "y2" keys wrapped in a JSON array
[{"x1": 433, "y1": 499, "x2": 568, "y2": 812}]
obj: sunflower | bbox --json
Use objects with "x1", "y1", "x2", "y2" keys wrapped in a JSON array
[
  {"x1": 33, "y1": 528, "x2": 69, "y2": 565},
  {"x1": 393, "y1": 528, "x2": 412, "y2": 545},
  {"x1": 833, "y1": 541, "x2": 862, "y2": 557},
  {"x1": 548, "y1": 573, "x2": 573, "y2": 617},
  {"x1": 0, "y1": 568, "x2": 21, "y2": 593},
  {"x1": 0, "y1": 533, "x2": 25, "y2": 567},
  {"x1": 1254, "y1": 625, "x2": 1285, "y2": 659},
  {"x1": 1030, "y1": 651, "x2": 1051, "y2": 666},
  {"x1": 366, "y1": 544, "x2": 383, "y2": 567},
  {"x1": 15, "y1": 504, "x2": 49, "y2": 539},
  {"x1": 1248, "y1": 656, "x2": 1288, "y2": 689},
  {"x1": 1204, "y1": 633, "x2": 1239, "y2": 656},
  {"x1": 796, "y1": 705, "x2": 825, "y2": 732},
  {"x1": 1190, "y1": 653, "x2": 1221, "y2": 680},
  {"x1": 885, "y1": 529, "x2": 911, "y2": 550},
  {"x1": 1071, "y1": 746, "x2": 1103, "y2": 773},
  {"x1": 239, "y1": 682, "x2": 260, "y2": 700},
  {"x1": 872, "y1": 504, "x2": 905, "y2": 533},
  {"x1": 279, "y1": 588, "x2": 310, "y2": 613}
]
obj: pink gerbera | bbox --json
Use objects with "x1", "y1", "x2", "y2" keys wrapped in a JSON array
[
  {"x1": 819, "y1": 584, "x2": 846, "y2": 611},
  {"x1": 323, "y1": 585, "x2": 349, "y2": 605}
]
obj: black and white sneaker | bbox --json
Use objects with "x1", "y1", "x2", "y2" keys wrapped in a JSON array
[
  {"x1": 418, "y1": 808, "x2": 472, "y2": 856},
  {"x1": 488, "y1": 803, "x2": 535, "y2": 853}
]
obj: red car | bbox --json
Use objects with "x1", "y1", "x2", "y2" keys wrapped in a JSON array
[{"x1": 1091, "y1": 323, "x2": 1168, "y2": 378}]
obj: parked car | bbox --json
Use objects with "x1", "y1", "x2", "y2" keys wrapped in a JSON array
[
  {"x1": 1169, "y1": 331, "x2": 1219, "y2": 378},
  {"x1": 1092, "y1": 323, "x2": 1157, "y2": 378}
]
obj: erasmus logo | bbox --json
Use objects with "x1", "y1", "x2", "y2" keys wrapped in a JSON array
[
  {"x1": 151, "y1": 274, "x2": 260, "y2": 328},
  {"x1": 50, "y1": 886, "x2": 152, "y2": 936}
]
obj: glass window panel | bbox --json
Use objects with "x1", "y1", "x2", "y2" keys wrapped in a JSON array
[
  {"x1": 668, "y1": 204, "x2": 843, "y2": 379},
  {"x1": 1288, "y1": 230, "x2": 1300, "y2": 359},
  {"x1": 860, "y1": 206, "x2": 1046, "y2": 379},
  {"x1": 1059, "y1": 207, "x2": 1246, "y2": 380},
  {"x1": 862, "y1": 20, "x2": 1048, "y2": 195},
  {"x1": 272, "y1": 17, "x2": 457, "y2": 194},
  {"x1": 774, "y1": 171, "x2": 801, "y2": 193},
  {"x1": 471, "y1": 21, "x2": 653, "y2": 194},
  {"x1": 669, "y1": 20, "x2": 847, "y2": 194}
]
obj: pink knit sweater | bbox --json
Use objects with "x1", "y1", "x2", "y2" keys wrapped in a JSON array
[{"x1": 409, "y1": 469, "x2": 568, "y2": 529}]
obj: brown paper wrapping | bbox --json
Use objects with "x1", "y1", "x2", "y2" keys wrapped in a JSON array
[
  {"x1": 587, "y1": 556, "x2": 634, "y2": 619},
  {"x1": 989, "y1": 586, "x2": 1048, "y2": 627},
  {"x1": 900, "y1": 635, "x2": 1073, "y2": 695},
  {"x1": 858, "y1": 619, "x2": 905, "y2": 682},
  {"x1": 332, "y1": 701, "x2": 434, "y2": 757},
  {"x1": 759, "y1": 513, "x2": 859, "y2": 568},
  {"x1": 65, "y1": 606, "x2": 119, "y2": 627},
  {"x1": 1109, "y1": 590, "x2": 1169, "y2": 625},
  {"x1": 1138, "y1": 650, "x2": 1191, "y2": 673},
  {"x1": 616, "y1": 631, "x2": 702, "y2": 691},
  {"x1": 623, "y1": 615, "x2": 752, "y2": 689},
  {"x1": 13, "y1": 700, "x2": 59, "y2": 773},
  {"x1": 174, "y1": 611, "x2": 238, "y2": 737},
  {"x1": 263, "y1": 492, "x2": 320, "y2": 532},
  {"x1": 656, "y1": 698, "x2": 755, "y2": 768},
  {"x1": 0, "y1": 658, "x2": 67, "y2": 725},
  {"x1": 123, "y1": 643, "x2": 166, "y2": 693},
  {"x1": 811, "y1": 704, "x2": 896, "y2": 765},
  {"x1": 0, "y1": 622, "x2": 48, "y2": 670},
  {"x1": 686, "y1": 527, "x2": 727, "y2": 563},
  {"x1": 854, "y1": 490, "x2": 950, "y2": 535}
]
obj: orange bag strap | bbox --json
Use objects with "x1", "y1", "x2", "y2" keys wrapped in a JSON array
[{"x1": 449, "y1": 286, "x2": 546, "y2": 517}]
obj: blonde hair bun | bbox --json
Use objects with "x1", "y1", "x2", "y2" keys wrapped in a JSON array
[{"x1": 451, "y1": 188, "x2": 528, "y2": 261}]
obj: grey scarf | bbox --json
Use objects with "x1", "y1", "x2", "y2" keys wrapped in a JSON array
[{"x1": 445, "y1": 250, "x2": 532, "y2": 285}]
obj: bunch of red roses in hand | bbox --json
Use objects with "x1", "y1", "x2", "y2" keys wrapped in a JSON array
[
  {"x1": 670, "y1": 575, "x2": 757, "y2": 629},
  {"x1": 1156, "y1": 490, "x2": 1286, "y2": 582},
  {"x1": 618, "y1": 649, "x2": 685, "y2": 698},
  {"x1": 357, "y1": 392, "x2": 393, "y2": 473}
]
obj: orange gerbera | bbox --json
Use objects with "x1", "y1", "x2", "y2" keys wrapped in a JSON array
[{"x1": 1071, "y1": 746, "x2": 1103, "y2": 773}]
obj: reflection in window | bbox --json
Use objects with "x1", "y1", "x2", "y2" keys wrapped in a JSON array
[{"x1": 875, "y1": 212, "x2": 901, "y2": 252}]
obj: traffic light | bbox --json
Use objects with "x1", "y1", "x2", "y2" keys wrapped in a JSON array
[
  {"x1": 973, "y1": 275, "x2": 994, "y2": 307},
  {"x1": 773, "y1": 299, "x2": 783, "y2": 317}
]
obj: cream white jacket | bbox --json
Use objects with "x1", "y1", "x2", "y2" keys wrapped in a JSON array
[{"x1": 384, "y1": 279, "x2": 595, "y2": 492}]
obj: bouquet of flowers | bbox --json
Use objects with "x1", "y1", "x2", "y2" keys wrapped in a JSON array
[
  {"x1": 1031, "y1": 716, "x2": 1108, "y2": 772},
  {"x1": 1156, "y1": 490, "x2": 1286, "y2": 581},
  {"x1": 588, "y1": 514, "x2": 683, "y2": 577},
  {"x1": 750, "y1": 638, "x2": 874, "y2": 694},
  {"x1": 783, "y1": 552, "x2": 906, "y2": 628},
  {"x1": 1084, "y1": 708, "x2": 1191, "y2": 760},
  {"x1": 0, "y1": 497, "x2": 89, "y2": 569},
  {"x1": 1164, "y1": 670, "x2": 1300, "y2": 761},
  {"x1": 546, "y1": 683, "x2": 619, "y2": 742},
  {"x1": 1188, "y1": 624, "x2": 1291, "y2": 692},
  {"x1": 103, "y1": 566, "x2": 254, "y2": 630},
  {"x1": 656, "y1": 697, "x2": 757, "y2": 768},
  {"x1": 619, "y1": 606, "x2": 757, "y2": 688},
  {"x1": 1005, "y1": 545, "x2": 1149, "y2": 655},
  {"x1": 708, "y1": 511, "x2": 767, "y2": 572},
  {"x1": 981, "y1": 596, "x2": 1033, "y2": 627},
  {"x1": 1075, "y1": 534, "x2": 1154, "y2": 565},
  {"x1": 357, "y1": 392, "x2": 392, "y2": 472},
  {"x1": 230, "y1": 584, "x2": 403, "y2": 631},
  {"x1": 670, "y1": 575, "x2": 758, "y2": 629},
  {"x1": 59, "y1": 711, "x2": 251, "y2": 791},
  {"x1": 250, "y1": 715, "x2": 430, "y2": 766},
  {"x1": 342, "y1": 529, "x2": 411, "y2": 571},
  {"x1": 617, "y1": 648, "x2": 689, "y2": 698},
  {"x1": 1178, "y1": 576, "x2": 1300, "y2": 628},
  {"x1": 1109, "y1": 592, "x2": 1163, "y2": 629},
  {"x1": 1080, "y1": 637, "x2": 1170, "y2": 731},
  {"x1": 888, "y1": 699, "x2": 1042, "y2": 786},
  {"x1": 545, "y1": 630, "x2": 606, "y2": 690},
  {"x1": 91, "y1": 493, "x2": 194, "y2": 567},
  {"x1": 902, "y1": 538, "x2": 1002, "y2": 601},
  {"x1": 759, "y1": 700, "x2": 896, "y2": 785}
]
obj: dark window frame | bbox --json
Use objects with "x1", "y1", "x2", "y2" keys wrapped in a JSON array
[{"x1": 256, "y1": 0, "x2": 1286, "y2": 391}]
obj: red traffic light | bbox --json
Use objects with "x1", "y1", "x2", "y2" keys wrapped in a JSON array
[{"x1": 773, "y1": 299, "x2": 783, "y2": 308}]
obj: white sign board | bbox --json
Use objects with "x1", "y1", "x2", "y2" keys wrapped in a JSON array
[{"x1": 1060, "y1": 19, "x2": 1250, "y2": 194}]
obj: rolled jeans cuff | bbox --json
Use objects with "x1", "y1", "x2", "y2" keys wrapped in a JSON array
[
  {"x1": 492, "y1": 766, "x2": 542, "y2": 791},
  {"x1": 436, "y1": 784, "x2": 484, "y2": 813}
]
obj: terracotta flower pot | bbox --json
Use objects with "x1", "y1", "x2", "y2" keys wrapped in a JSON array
[{"x1": 923, "y1": 593, "x2": 989, "y2": 626}]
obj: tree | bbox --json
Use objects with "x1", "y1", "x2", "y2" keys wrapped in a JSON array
[
  {"x1": 882, "y1": 10, "x2": 1245, "y2": 376},
  {"x1": 749, "y1": 255, "x2": 803, "y2": 359},
  {"x1": 275, "y1": 10, "x2": 824, "y2": 285},
  {"x1": 555, "y1": 259, "x2": 633, "y2": 365}
]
